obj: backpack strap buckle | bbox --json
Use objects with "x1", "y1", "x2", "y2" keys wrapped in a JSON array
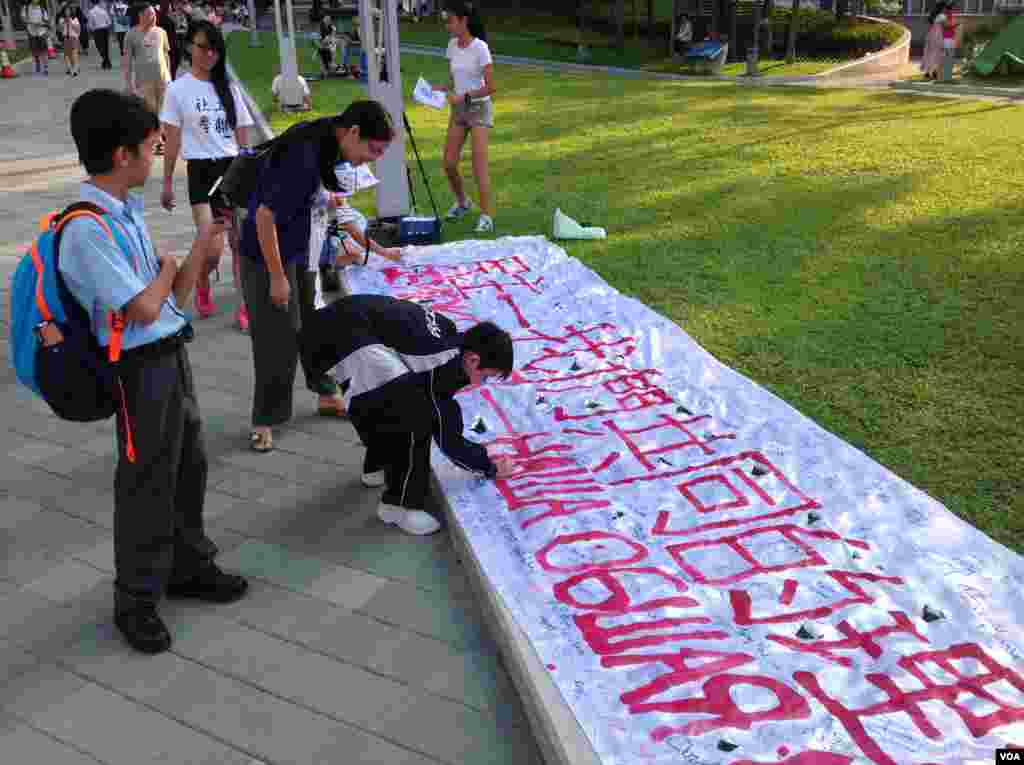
[{"x1": 34, "y1": 320, "x2": 63, "y2": 348}]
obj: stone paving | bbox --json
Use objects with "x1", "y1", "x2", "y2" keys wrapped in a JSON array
[{"x1": 0, "y1": 48, "x2": 544, "y2": 765}]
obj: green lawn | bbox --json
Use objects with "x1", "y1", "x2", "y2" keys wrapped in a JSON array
[{"x1": 229, "y1": 34, "x2": 1024, "y2": 553}]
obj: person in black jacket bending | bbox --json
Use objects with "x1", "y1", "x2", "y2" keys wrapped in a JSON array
[{"x1": 302, "y1": 294, "x2": 516, "y2": 535}]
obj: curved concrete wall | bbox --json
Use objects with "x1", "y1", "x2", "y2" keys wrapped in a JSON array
[{"x1": 819, "y1": 16, "x2": 912, "y2": 77}]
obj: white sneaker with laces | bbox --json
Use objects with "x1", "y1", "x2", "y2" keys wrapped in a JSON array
[
  {"x1": 445, "y1": 201, "x2": 473, "y2": 220},
  {"x1": 361, "y1": 470, "x2": 386, "y2": 488},
  {"x1": 377, "y1": 502, "x2": 442, "y2": 536},
  {"x1": 474, "y1": 214, "x2": 494, "y2": 233}
]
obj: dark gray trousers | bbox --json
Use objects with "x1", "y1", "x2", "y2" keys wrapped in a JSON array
[
  {"x1": 114, "y1": 344, "x2": 216, "y2": 612},
  {"x1": 239, "y1": 257, "x2": 337, "y2": 428}
]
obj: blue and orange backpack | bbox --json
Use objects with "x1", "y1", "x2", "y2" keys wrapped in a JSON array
[{"x1": 9, "y1": 202, "x2": 136, "y2": 460}]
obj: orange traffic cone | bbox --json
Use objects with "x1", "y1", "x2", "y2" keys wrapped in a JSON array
[{"x1": 0, "y1": 46, "x2": 16, "y2": 79}]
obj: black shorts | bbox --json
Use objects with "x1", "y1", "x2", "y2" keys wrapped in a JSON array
[{"x1": 186, "y1": 157, "x2": 234, "y2": 206}]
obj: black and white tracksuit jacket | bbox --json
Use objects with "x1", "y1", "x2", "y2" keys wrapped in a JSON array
[{"x1": 301, "y1": 294, "x2": 497, "y2": 478}]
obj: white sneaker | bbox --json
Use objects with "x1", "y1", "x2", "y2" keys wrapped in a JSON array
[
  {"x1": 361, "y1": 470, "x2": 386, "y2": 488},
  {"x1": 377, "y1": 502, "x2": 441, "y2": 536},
  {"x1": 445, "y1": 201, "x2": 473, "y2": 221},
  {"x1": 474, "y1": 214, "x2": 494, "y2": 233}
]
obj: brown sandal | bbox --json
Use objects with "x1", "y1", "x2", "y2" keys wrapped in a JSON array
[{"x1": 250, "y1": 429, "x2": 273, "y2": 452}]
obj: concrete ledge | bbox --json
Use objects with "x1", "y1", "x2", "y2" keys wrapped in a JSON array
[
  {"x1": 434, "y1": 475, "x2": 600, "y2": 765},
  {"x1": 819, "y1": 16, "x2": 911, "y2": 78}
]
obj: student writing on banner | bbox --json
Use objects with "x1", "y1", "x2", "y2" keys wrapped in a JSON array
[{"x1": 300, "y1": 295, "x2": 516, "y2": 536}]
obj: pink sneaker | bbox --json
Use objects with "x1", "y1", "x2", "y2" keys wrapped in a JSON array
[
  {"x1": 236, "y1": 303, "x2": 250, "y2": 333},
  {"x1": 195, "y1": 285, "x2": 215, "y2": 318}
]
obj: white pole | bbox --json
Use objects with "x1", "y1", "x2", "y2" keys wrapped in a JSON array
[
  {"x1": 273, "y1": 0, "x2": 303, "y2": 108},
  {"x1": 247, "y1": 0, "x2": 259, "y2": 46},
  {"x1": 361, "y1": 0, "x2": 409, "y2": 218}
]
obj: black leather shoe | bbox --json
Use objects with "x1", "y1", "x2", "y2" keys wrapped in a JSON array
[
  {"x1": 166, "y1": 562, "x2": 249, "y2": 603},
  {"x1": 115, "y1": 607, "x2": 172, "y2": 654}
]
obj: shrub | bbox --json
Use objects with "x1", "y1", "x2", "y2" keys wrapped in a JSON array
[
  {"x1": 961, "y1": 16, "x2": 1011, "y2": 53},
  {"x1": 768, "y1": 10, "x2": 903, "y2": 57}
]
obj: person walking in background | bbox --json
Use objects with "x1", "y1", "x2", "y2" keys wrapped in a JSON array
[
  {"x1": 62, "y1": 6, "x2": 82, "y2": 75},
  {"x1": 22, "y1": 0, "x2": 50, "y2": 75},
  {"x1": 113, "y1": 0, "x2": 131, "y2": 56},
  {"x1": 432, "y1": 1, "x2": 497, "y2": 234},
  {"x1": 63, "y1": 89, "x2": 248, "y2": 655},
  {"x1": 922, "y1": 2, "x2": 945, "y2": 80},
  {"x1": 239, "y1": 102, "x2": 394, "y2": 453},
  {"x1": 124, "y1": 4, "x2": 171, "y2": 153},
  {"x1": 160, "y1": 20, "x2": 253, "y2": 329},
  {"x1": 88, "y1": 0, "x2": 113, "y2": 69},
  {"x1": 317, "y1": 12, "x2": 337, "y2": 77},
  {"x1": 674, "y1": 13, "x2": 693, "y2": 57},
  {"x1": 157, "y1": 0, "x2": 181, "y2": 77},
  {"x1": 941, "y1": 1, "x2": 958, "y2": 76}
]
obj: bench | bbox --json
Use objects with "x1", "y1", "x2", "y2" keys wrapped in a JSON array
[{"x1": 685, "y1": 41, "x2": 729, "y2": 74}]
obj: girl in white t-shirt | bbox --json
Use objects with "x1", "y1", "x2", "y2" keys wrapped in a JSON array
[
  {"x1": 159, "y1": 20, "x2": 256, "y2": 330},
  {"x1": 432, "y1": 1, "x2": 496, "y2": 234}
]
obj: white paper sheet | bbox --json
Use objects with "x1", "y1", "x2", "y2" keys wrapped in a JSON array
[
  {"x1": 345, "y1": 236, "x2": 1024, "y2": 765},
  {"x1": 412, "y1": 75, "x2": 447, "y2": 110}
]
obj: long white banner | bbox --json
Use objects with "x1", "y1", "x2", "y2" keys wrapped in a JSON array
[{"x1": 345, "y1": 236, "x2": 1024, "y2": 765}]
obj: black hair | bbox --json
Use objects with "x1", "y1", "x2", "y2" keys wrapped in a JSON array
[
  {"x1": 70, "y1": 89, "x2": 161, "y2": 175},
  {"x1": 267, "y1": 100, "x2": 394, "y2": 193},
  {"x1": 461, "y1": 322, "x2": 513, "y2": 378},
  {"x1": 188, "y1": 20, "x2": 236, "y2": 130},
  {"x1": 928, "y1": 1, "x2": 946, "y2": 23},
  {"x1": 445, "y1": 0, "x2": 486, "y2": 43},
  {"x1": 128, "y1": 3, "x2": 146, "y2": 26}
]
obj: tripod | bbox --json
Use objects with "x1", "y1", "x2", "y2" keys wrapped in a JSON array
[{"x1": 368, "y1": 111, "x2": 443, "y2": 247}]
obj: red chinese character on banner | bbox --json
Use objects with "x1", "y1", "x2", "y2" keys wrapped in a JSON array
[
  {"x1": 552, "y1": 372, "x2": 676, "y2": 421},
  {"x1": 599, "y1": 412, "x2": 736, "y2": 469},
  {"x1": 380, "y1": 255, "x2": 531, "y2": 288},
  {"x1": 552, "y1": 567, "x2": 727, "y2": 654},
  {"x1": 665, "y1": 524, "x2": 870, "y2": 587},
  {"x1": 535, "y1": 531, "x2": 648, "y2": 573},
  {"x1": 794, "y1": 643, "x2": 1024, "y2": 765},
  {"x1": 480, "y1": 391, "x2": 614, "y2": 529},
  {"x1": 611, "y1": 451, "x2": 821, "y2": 537},
  {"x1": 518, "y1": 323, "x2": 636, "y2": 378},
  {"x1": 767, "y1": 610, "x2": 929, "y2": 667},
  {"x1": 602, "y1": 648, "x2": 811, "y2": 737},
  {"x1": 730, "y1": 570, "x2": 904, "y2": 626},
  {"x1": 378, "y1": 257, "x2": 540, "y2": 327}
]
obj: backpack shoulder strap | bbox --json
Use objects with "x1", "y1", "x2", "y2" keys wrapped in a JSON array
[{"x1": 48, "y1": 202, "x2": 129, "y2": 362}]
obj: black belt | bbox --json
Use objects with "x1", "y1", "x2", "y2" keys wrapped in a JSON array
[{"x1": 116, "y1": 324, "x2": 193, "y2": 364}]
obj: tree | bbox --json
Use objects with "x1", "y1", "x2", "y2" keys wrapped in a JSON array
[
  {"x1": 615, "y1": 0, "x2": 625, "y2": 49},
  {"x1": 785, "y1": 1, "x2": 800, "y2": 62}
]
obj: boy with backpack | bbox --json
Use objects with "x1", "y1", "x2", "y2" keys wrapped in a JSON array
[{"x1": 59, "y1": 89, "x2": 248, "y2": 653}]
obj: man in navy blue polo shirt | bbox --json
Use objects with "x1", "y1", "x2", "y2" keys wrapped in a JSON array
[{"x1": 61, "y1": 89, "x2": 249, "y2": 654}]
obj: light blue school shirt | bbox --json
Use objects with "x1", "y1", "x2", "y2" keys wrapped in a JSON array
[{"x1": 58, "y1": 182, "x2": 187, "y2": 350}]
